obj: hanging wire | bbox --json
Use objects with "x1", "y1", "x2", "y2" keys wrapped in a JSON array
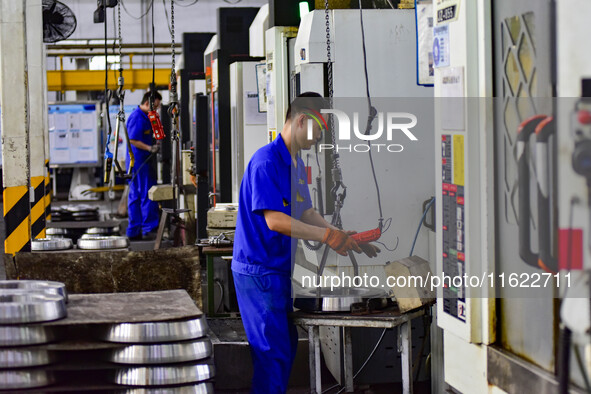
[
  {"x1": 120, "y1": 0, "x2": 153, "y2": 20},
  {"x1": 104, "y1": 5, "x2": 113, "y2": 147},
  {"x1": 162, "y1": 0, "x2": 173, "y2": 36},
  {"x1": 358, "y1": 0, "x2": 385, "y2": 231}
]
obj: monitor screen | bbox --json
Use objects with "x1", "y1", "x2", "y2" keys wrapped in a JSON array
[{"x1": 48, "y1": 103, "x2": 100, "y2": 168}]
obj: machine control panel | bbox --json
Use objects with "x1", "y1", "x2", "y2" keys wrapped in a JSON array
[{"x1": 441, "y1": 134, "x2": 466, "y2": 321}]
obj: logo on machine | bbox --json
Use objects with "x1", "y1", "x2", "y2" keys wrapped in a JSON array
[{"x1": 308, "y1": 109, "x2": 418, "y2": 153}]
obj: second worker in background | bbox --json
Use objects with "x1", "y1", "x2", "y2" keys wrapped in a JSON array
[{"x1": 126, "y1": 91, "x2": 162, "y2": 241}]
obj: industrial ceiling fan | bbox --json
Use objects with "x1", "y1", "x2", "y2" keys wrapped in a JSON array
[{"x1": 42, "y1": 0, "x2": 77, "y2": 43}]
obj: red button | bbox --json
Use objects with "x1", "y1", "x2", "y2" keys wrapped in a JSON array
[{"x1": 578, "y1": 110, "x2": 591, "y2": 125}]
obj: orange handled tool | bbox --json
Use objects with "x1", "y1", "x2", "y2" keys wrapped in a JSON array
[
  {"x1": 148, "y1": 110, "x2": 165, "y2": 140},
  {"x1": 350, "y1": 228, "x2": 381, "y2": 244}
]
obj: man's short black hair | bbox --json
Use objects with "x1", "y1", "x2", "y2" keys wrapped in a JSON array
[
  {"x1": 141, "y1": 91, "x2": 162, "y2": 105},
  {"x1": 285, "y1": 91, "x2": 326, "y2": 122}
]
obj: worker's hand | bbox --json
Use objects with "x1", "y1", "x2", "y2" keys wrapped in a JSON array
[
  {"x1": 150, "y1": 143, "x2": 160, "y2": 154},
  {"x1": 344, "y1": 231, "x2": 381, "y2": 258},
  {"x1": 322, "y1": 228, "x2": 361, "y2": 256}
]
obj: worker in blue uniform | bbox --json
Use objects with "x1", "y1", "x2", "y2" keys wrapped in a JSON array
[
  {"x1": 126, "y1": 91, "x2": 162, "y2": 240},
  {"x1": 232, "y1": 92, "x2": 380, "y2": 393}
]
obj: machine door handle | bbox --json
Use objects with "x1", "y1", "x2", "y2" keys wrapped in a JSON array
[
  {"x1": 517, "y1": 115, "x2": 548, "y2": 268},
  {"x1": 535, "y1": 117, "x2": 558, "y2": 273}
]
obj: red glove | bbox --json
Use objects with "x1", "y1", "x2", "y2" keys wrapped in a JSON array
[
  {"x1": 322, "y1": 228, "x2": 361, "y2": 256},
  {"x1": 345, "y1": 231, "x2": 381, "y2": 258}
]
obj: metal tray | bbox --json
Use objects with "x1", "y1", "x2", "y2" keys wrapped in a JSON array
[
  {"x1": 0, "y1": 280, "x2": 68, "y2": 302},
  {"x1": 124, "y1": 382, "x2": 214, "y2": 394},
  {"x1": 77, "y1": 236, "x2": 129, "y2": 250},
  {"x1": 0, "y1": 294, "x2": 66, "y2": 324},
  {"x1": 0, "y1": 348, "x2": 52, "y2": 368},
  {"x1": 111, "y1": 338, "x2": 212, "y2": 365},
  {"x1": 0, "y1": 325, "x2": 55, "y2": 347},
  {"x1": 0, "y1": 370, "x2": 53, "y2": 390},
  {"x1": 31, "y1": 238, "x2": 73, "y2": 251},
  {"x1": 115, "y1": 363, "x2": 215, "y2": 386},
  {"x1": 294, "y1": 287, "x2": 389, "y2": 312},
  {"x1": 102, "y1": 317, "x2": 208, "y2": 344}
]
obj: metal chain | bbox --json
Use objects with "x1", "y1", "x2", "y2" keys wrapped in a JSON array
[
  {"x1": 171, "y1": 0, "x2": 176, "y2": 81},
  {"x1": 117, "y1": 1, "x2": 122, "y2": 70},
  {"x1": 324, "y1": 0, "x2": 333, "y2": 100},
  {"x1": 324, "y1": 0, "x2": 342, "y2": 173}
]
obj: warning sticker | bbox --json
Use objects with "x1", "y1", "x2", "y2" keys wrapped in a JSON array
[{"x1": 453, "y1": 134, "x2": 464, "y2": 186}]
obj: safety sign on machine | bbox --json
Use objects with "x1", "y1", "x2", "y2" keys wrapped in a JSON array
[{"x1": 442, "y1": 134, "x2": 466, "y2": 322}]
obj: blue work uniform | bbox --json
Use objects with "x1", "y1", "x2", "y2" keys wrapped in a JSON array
[
  {"x1": 126, "y1": 106, "x2": 159, "y2": 238},
  {"x1": 232, "y1": 134, "x2": 312, "y2": 394}
]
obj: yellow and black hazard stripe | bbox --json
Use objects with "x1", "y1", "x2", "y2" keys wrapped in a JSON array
[
  {"x1": 45, "y1": 160, "x2": 51, "y2": 222},
  {"x1": 31, "y1": 176, "x2": 46, "y2": 239},
  {"x1": 3, "y1": 186, "x2": 31, "y2": 254}
]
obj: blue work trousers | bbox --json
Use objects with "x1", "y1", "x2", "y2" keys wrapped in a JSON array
[
  {"x1": 232, "y1": 271, "x2": 298, "y2": 394},
  {"x1": 127, "y1": 165, "x2": 159, "y2": 237}
]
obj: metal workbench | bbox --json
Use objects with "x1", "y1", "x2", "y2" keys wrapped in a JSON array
[{"x1": 292, "y1": 307, "x2": 426, "y2": 394}]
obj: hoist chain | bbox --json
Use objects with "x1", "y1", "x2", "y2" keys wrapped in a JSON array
[
  {"x1": 168, "y1": 0, "x2": 179, "y2": 140},
  {"x1": 116, "y1": 1, "x2": 124, "y2": 102},
  {"x1": 324, "y1": 0, "x2": 344, "y2": 196}
]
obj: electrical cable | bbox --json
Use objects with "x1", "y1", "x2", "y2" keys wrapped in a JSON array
[
  {"x1": 162, "y1": 0, "x2": 173, "y2": 36},
  {"x1": 151, "y1": 0, "x2": 156, "y2": 105},
  {"x1": 176, "y1": 0, "x2": 199, "y2": 6},
  {"x1": 121, "y1": 0, "x2": 153, "y2": 20},
  {"x1": 104, "y1": 4, "x2": 113, "y2": 170},
  {"x1": 325, "y1": 327, "x2": 389, "y2": 394},
  {"x1": 573, "y1": 344, "x2": 591, "y2": 393},
  {"x1": 215, "y1": 279, "x2": 225, "y2": 313},
  {"x1": 410, "y1": 197, "x2": 435, "y2": 256},
  {"x1": 358, "y1": 0, "x2": 385, "y2": 232}
]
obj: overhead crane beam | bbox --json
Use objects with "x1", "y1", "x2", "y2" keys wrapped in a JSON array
[{"x1": 47, "y1": 67, "x2": 172, "y2": 91}]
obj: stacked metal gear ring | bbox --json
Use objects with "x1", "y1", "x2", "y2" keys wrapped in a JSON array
[
  {"x1": 0, "y1": 280, "x2": 67, "y2": 391},
  {"x1": 0, "y1": 280, "x2": 68, "y2": 303},
  {"x1": 45, "y1": 227, "x2": 68, "y2": 238},
  {"x1": 31, "y1": 237, "x2": 73, "y2": 251},
  {"x1": 123, "y1": 382, "x2": 214, "y2": 394},
  {"x1": 77, "y1": 235, "x2": 129, "y2": 250},
  {"x1": 104, "y1": 317, "x2": 215, "y2": 388}
]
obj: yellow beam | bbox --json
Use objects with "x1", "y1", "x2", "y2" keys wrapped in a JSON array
[{"x1": 47, "y1": 68, "x2": 171, "y2": 91}]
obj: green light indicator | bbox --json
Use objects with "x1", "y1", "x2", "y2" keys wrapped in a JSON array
[{"x1": 299, "y1": 2, "x2": 310, "y2": 19}]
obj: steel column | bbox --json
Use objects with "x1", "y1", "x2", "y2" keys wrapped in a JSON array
[{"x1": 26, "y1": 0, "x2": 46, "y2": 239}]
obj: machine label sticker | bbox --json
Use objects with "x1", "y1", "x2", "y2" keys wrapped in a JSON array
[
  {"x1": 442, "y1": 134, "x2": 466, "y2": 322},
  {"x1": 433, "y1": 25, "x2": 450, "y2": 68},
  {"x1": 435, "y1": 0, "x2": 460, "y2": 25}
]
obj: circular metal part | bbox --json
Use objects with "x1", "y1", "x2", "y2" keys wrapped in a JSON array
[
  {"x1": 86, "y1": 226, "x2": 120, "y2": 235},
  {"x1": 124, "y1": 382, "x2": 214, "y2": 394},
  {"x1": 45, "y1": 228, "x2": 67, "y2": 236},
  {"x1": 31, "y1": 238, "x2": 73, "y2": 251},
  {"x1": 0, "y1": 370, "x2": 53, "y2": 390},
  {"x1": 0, "y1": 294, "x2": 66, "y2": 324},
  {"x1": 102, "y1": 317, "x2": 208, "y2": 344},
  {"x1": 111, "y1": 338, "x2": 212, "y2": 364},
  {"x1": 64, "y1": 204, "x2": 99, "y2": 213},
  {"x1": 77, "y1": 236, "x2": 129, "y2": 250},
  {"x1": 0, "y1": 325, "x2": 54, "y2": 347},
  {"x1": 115, "y1": 363, "x2": 215, "y2": 386},
  {"x1": 296, "y1": 287, "x2": 389, "y2": 312},
  {"x1": 0, "y1": 348, "x2": 52, "y2": 368},
  {"x1": 0, "y1": 281, "x2": 68, "y2": 302}
]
